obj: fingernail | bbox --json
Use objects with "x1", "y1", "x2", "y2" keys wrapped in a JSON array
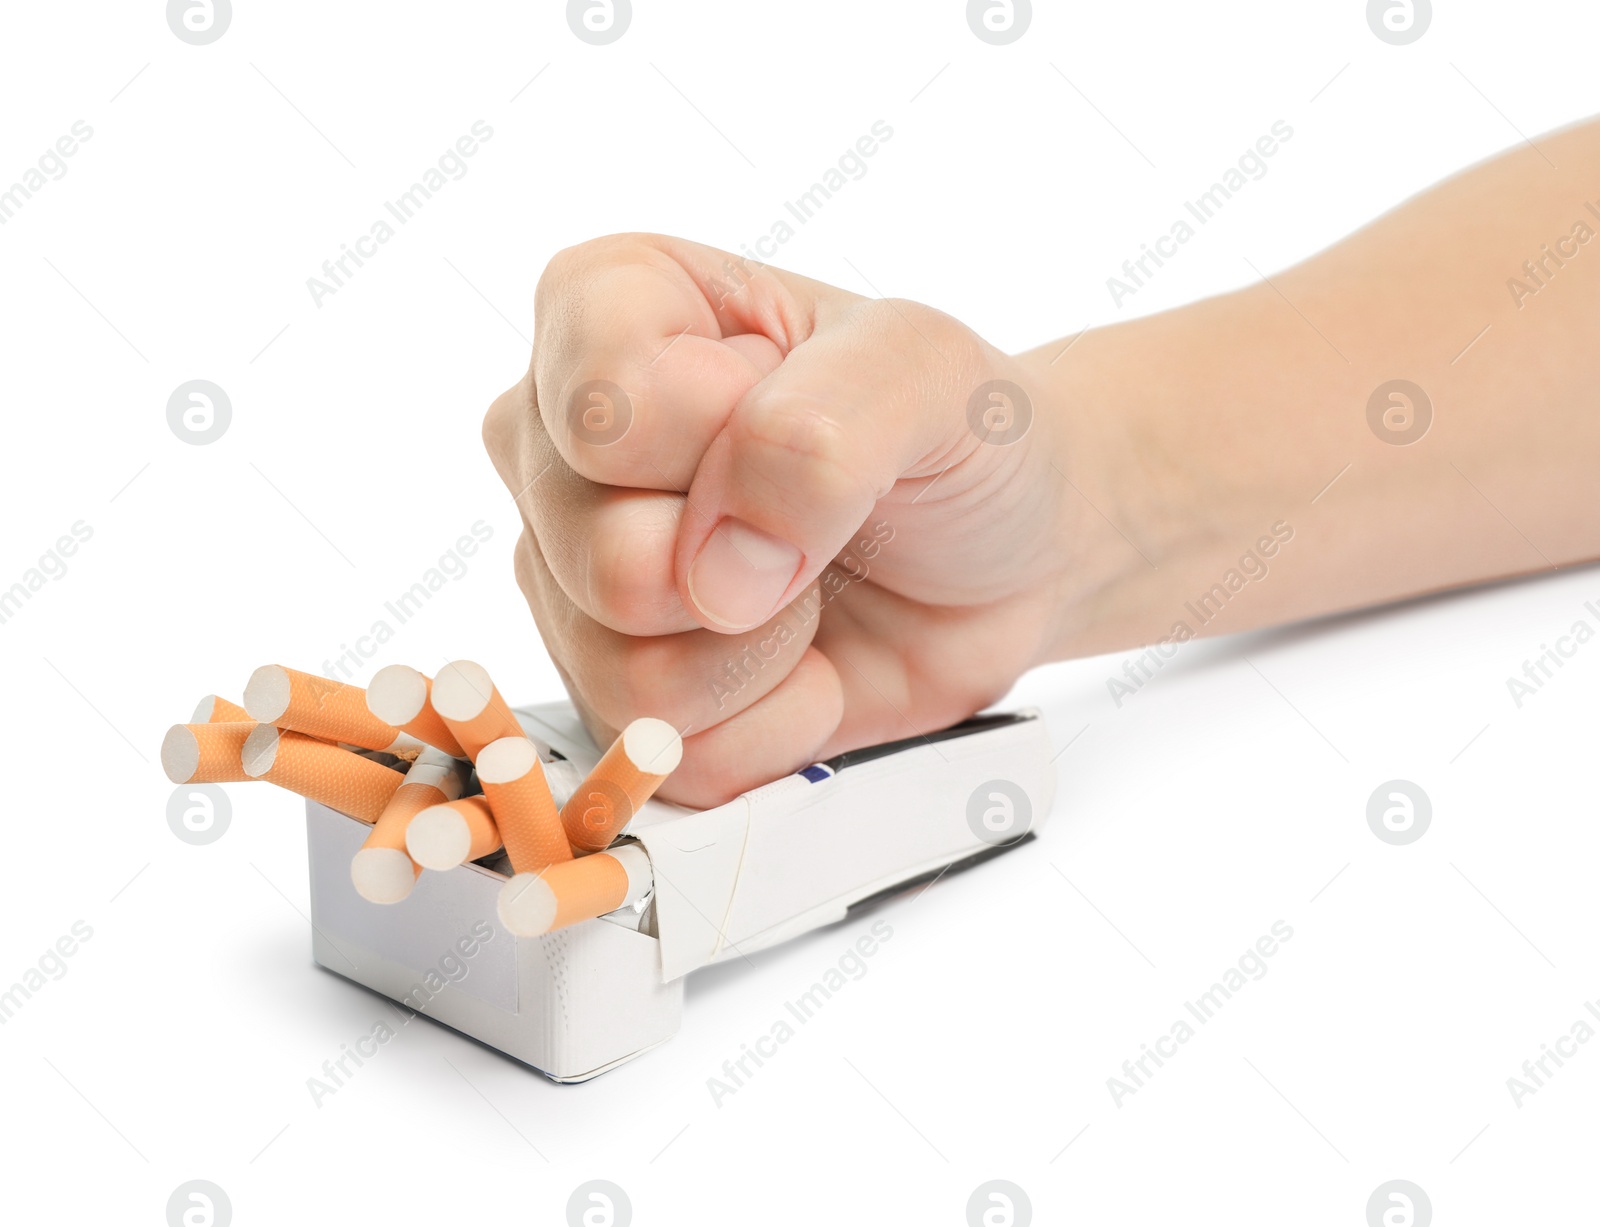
[{"x1": 688, "y1": 519, "x2": 803, "y2": 630}]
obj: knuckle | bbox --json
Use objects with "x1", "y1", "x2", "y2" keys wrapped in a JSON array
[
  {"x1": 861, "y1": 298, "x2": 986, "y2": 379},
  {"x1": 482, "y1": 384, "x2": 520, "y2": 465},
  {"x1": 735, "y1": 394, "x2": 864, "y2": 503},
  {"x1": 533, "y1": 245, "x2": 579, "y2": 315},
  {"x1": 537, "y1": 234, "x2": 652, "y2": 304},
  {"x1": 489, "y1": 386, "x2": 565, "y2": 503},
  {"x1": 737, "y1": 394, "x2": 852, "y2": 469}
]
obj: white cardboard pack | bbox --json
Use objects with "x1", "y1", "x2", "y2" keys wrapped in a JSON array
[{"x1": 306, "y1": 703, "x2": 1055, "y2": 1081}]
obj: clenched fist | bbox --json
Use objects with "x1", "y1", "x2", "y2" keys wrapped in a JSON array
[{"x1": 484, "y1": 234, "x2": 1077, "y2": 805}]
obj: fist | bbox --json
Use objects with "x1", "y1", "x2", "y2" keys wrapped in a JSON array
[{"x1": 484, "y1": 234, "x2": 1070, "y2": 806}]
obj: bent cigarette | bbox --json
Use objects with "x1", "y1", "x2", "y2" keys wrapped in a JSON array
[
  {"x1": 191, "y1": 695, "x2": 251, "y2": 724},
  {"x1": 477, "y1": 736, "x2": 572, "y2": 873},
  {"x1": 244, "y1": 665, "x2": 423, "y2": 757},
  {"x1": 406, "y1": 795, "x2": 502, "y2": 871},
  {"x1": 350, "y1": 750, "x2": 466, "y2": 904},
  {"x1": 430, "y1": 659, "x2": 524, "y2": 760},
  {"x1": 242, "y1": 725, "x2": 403, "y2": 823},
  {"x1": 365, "y1": 664, "x2": 467, "y2": 757},
  {"x1": 497, "y1": 843, "x2": 652, "y2": 937},
  {"x1": 161, "y1": 722, "x2": 254, "y2": 784},
  {"x1": 560, "y1": 718, "x2": 683, "y2": 853}
]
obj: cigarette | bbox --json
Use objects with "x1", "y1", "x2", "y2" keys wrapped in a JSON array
[
  {"x1": 497, "y1": 843, "x2": 652, "y2": 937},
  {"x1": 560, "y1": 718, "x2": 683, "y2": 853},
  {"x1": 476, "y1": 736, "x2": 572, "y2": 873},
  {"x1": 244, "y1": 665, "x2": 424, "y2": 757},
  {"x1": 364, "y1": 664, "x2": 467, "y2": 758},
  {"x1": 161, "y1": 722, "x2": 254, "y2": 784},
  {"x1": 405, "y1": 796, "x2": 502, "y2": 871},
  {"x1": 430, "y1": 659, "x2": 525, "y2": 760},
  {"x1": 190, "y1": 695, "x2": 251, "y2": 724},
  {"x1": 350, "y1": 750, "x2": 467, "y2": 905},
  {"x1": 241, "y1": 725, "x2": 404, "y2": 823}
]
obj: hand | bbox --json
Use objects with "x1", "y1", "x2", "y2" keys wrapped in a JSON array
[{"x1": 484, "y1": 234, "x2": 1079, "y2": 806}]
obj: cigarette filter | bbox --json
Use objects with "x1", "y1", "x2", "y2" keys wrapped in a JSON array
[
  {"x1": 430, "y1": 659, "x2": 524, "y2": 760},
  {"x1": 477, "y1": 736, "x2": 572, "y2": 873},
  {"x1": 350, "y1": 749, "x2": 466, "y2": 904},
  {"x1": 406, "y1": 795, "x2": 502, "y2": 871},
  {"x1": 161, "y1": 722, "x2": 254, "y2": 784},
  {"x1": 497, "y1": 843, "x2": 652, "y2": 937},
  {"x1": 242, "y1": 725, "x2": 403, "y2": 823},
  {"x1": 244, "y1": 664, "x2": 423, "y2": 757},
  {"x1": 560, "y1": 718, "x2": 683, "y2": 853},
  {"x1": 364, "y1": 664, "x2": 467, "y2": 758}
]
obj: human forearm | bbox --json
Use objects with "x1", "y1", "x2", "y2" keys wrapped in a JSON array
[{"x1": 1026, "y1": 117, "x2": 1600, "y2": 662}]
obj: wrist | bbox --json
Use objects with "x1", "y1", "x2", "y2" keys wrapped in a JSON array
[{"x1": 1014, "y1": 314, "x2": 1270, "y2": 664}]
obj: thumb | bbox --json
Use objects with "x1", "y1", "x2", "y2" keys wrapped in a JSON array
[{"x1": 674, "y1": 299, "x2": 984, "y2": 632}]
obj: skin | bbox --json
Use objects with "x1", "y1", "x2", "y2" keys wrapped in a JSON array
[{"x1": 485, "y1": 117, "x2": 1600, "y2": 806}]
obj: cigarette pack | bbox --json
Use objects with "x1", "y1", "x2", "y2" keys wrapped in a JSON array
[{"x1": 305, "y1": 702, "x2": 1056, "y2": 1081}]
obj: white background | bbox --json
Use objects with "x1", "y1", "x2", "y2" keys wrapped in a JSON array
[{"x1": 1, "y1": 1, "x2": 1596, "y2": 1223}]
